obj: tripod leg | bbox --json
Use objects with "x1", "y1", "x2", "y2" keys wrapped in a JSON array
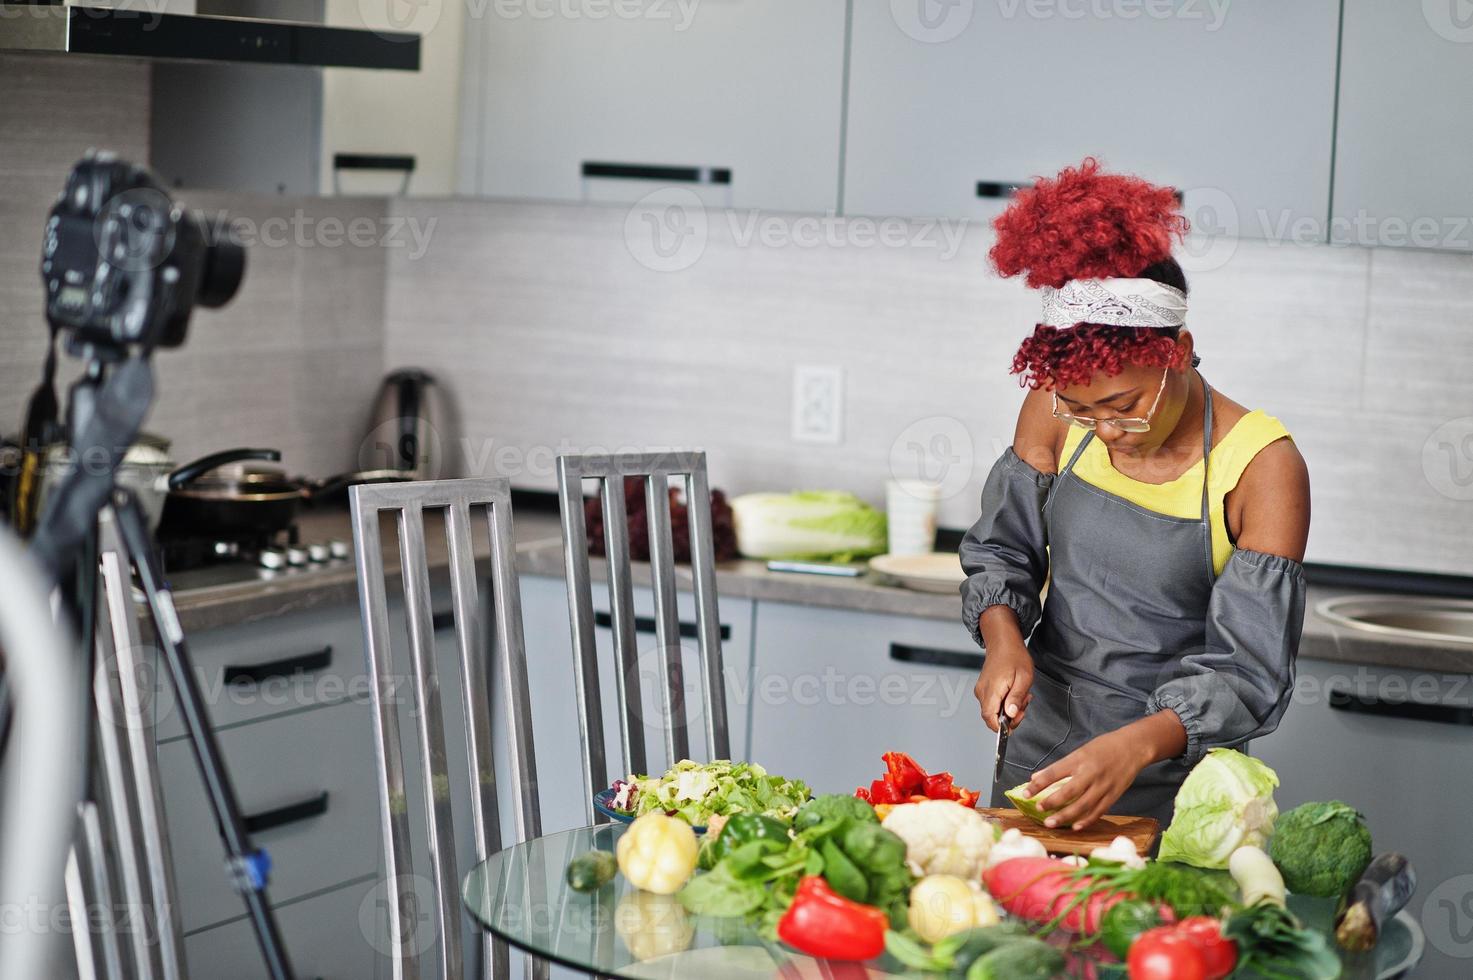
[{"x1": 110, "y1": 490, "x2": 297, "y2": 980}]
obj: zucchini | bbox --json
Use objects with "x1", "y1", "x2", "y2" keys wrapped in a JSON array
[
  {"x1": 965, "y1": 939, "x2": 1066, "y2": 980},
  {"x1": 566, "y1": 850, "x2": 618, "y2": 893}
]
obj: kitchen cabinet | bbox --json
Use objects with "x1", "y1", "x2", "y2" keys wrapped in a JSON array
[
  {"x1": 1331, "y1": 0, "x2": 1473, "y2": 251},
  {"x1": 1254, "y1": 656, "x2": 1473, "y2": 979},
  {"x1": 181, "y1": 877, "x2": 382, "y2": 980},
  {"x1": 318, "y1": 0, "x2": 466, "y2": 196},
  {"x1": 459, "y1": 0, "x2": 847, "y2": 212},
  {"x1": 842, "y1": 1, "x2": 1339, "y2": 240},
  {"x1": 748, "y1": 601, "x2": 985, "y2": 797},
  {"x1": 516, "y1": 573, "x2": 756, "y2": 834}
]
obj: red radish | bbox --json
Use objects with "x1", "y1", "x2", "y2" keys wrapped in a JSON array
[{"x1": 982, "y1": 858, "x2": 1173, "y2": 936}]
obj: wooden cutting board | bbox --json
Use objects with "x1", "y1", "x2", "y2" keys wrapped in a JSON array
[{"x1": 978, "y1": 807, "x2": 1160, "y2": 857}]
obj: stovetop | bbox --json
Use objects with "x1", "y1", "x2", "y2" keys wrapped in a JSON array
[{"x1": 158, "y1": 524, "x2": 354, "y2": 593}]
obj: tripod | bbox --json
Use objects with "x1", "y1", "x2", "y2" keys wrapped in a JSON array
[{"x1": 45, "y1": 361, "x2": 297, "y2": 980}]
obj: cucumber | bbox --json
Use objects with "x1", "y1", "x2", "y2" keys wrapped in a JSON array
[
  {"x1": 565, "y1": 850, "x2": 618, "y2": 893},
  {"x1": 965, "y1": 940, "x2": 1066, "y2": 980},
  {"x1": 935, "y1": 923, "x2": 1035, "y2": 973}
]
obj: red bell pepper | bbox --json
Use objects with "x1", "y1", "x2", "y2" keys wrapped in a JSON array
[
  {"x1": 776, "y1": 876, "x2": 888, "y2": 961},
  {"x1": 883, "y1": 751, "x2": 928, "y2": 796},
  {"x1": 854, "y1": 752, "x2": 984, "y2": 809}
]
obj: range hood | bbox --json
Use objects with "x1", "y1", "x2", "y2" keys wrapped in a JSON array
[{"x1": 0, "y1": 0, "x2": 419, "y2": 70}]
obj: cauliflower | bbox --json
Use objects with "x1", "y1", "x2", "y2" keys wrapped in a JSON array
[
  {"x1": 985, "y1": 828, "x2": 1048, "y2": 869},
  {"x1": 881, "y1": 800, "x2": 995, "y2": 879},
  {"x1": 1089, "y1": 835, "x2": 1146, "y2": 870}
]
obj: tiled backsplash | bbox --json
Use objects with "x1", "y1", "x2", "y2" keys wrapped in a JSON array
[
  {"x1": 385, "y1": 197, "x2": 1473, "y2": 577},
  {"x1": 0, "y1": 55, "x2": 385, "y2": 476}
]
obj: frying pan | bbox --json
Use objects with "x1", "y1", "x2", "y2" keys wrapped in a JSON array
[{"x1": 159, "y1": 448, "x2": 410, "y2": 540}]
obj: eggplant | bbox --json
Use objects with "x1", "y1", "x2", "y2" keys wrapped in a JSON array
[{"x1": 1334, "y1": 853, "x2": 1416, "y2": 952}]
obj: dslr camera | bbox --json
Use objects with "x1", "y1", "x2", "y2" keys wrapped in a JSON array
[{"x1": 40, "y1": 153, "x2": 245, "y2": 358}]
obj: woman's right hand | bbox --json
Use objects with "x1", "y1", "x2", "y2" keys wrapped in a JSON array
[{"x1": 974, "y1": 638, "x2": 1034, "y2": 732}]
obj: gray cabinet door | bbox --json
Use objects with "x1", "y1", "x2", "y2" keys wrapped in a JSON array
[
  {"x1": 1253, "y1": 657, "x2": 1473, "y2": 978},
  {"x1": 843, "y1": 2, "x2": 1339, "y2": 240},
  {"x1": 748, "y1": 601, "x2": 986, "y2": 797},
  {"x1": 181, "y1": 877, "x2": 383, "y2": 980},
  {"x1": 1332, "y1": 0, "x2": 1473, "y2": 251},
  {"x1": 159, "y1": 698, "x2": 381, "y2": 934},
  {"x1": 461, "y1": 0, "x2": 847, "y2": 213},
  {"x1": 517, "y1": 574, "x2": 756, "y2": 834}
]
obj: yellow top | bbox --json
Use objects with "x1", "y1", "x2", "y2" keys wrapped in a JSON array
[{"x1": 1060, "y1": 410, "x2": 1294, "y2": 575}]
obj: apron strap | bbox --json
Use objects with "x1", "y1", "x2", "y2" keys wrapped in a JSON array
[
  {"x1": 1198, "y1": 373, "x2": 1216, "y2": 579},
  {"x1": 1061, "y1": 428, "x2": 1094, "y2": 477}
]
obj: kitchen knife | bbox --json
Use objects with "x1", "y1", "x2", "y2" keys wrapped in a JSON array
[{"x1": 992, "y1": 710, "x2": 1011, "y2": 785}]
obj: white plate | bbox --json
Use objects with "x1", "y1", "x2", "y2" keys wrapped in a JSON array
[{"x1": 868, "y1": 552, "x2": 965, "y2": 593}]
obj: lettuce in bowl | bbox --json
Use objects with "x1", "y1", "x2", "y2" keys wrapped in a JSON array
[{"x1": 616, "y1": 760, "x2": 810, "y2": 826}]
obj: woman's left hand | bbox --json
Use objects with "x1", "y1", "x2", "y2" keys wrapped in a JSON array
[{"x1": 1026, "y1": 730, "x2": 1146, "y2": 831}]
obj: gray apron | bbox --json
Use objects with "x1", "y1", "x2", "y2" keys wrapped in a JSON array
[{"x1": 991, "y1": 373, "x2": 1217, "y2": 829}]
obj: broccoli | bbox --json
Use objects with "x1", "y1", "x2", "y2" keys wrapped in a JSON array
[
  {"x1": 793, "y1": 794, "x2": 877, "y2": 831},
  {"x1": 1269, "y1": 801, "x2": 1373, "y2": 898}
]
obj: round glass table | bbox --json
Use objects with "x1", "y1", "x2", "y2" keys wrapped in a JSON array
[{"x1": 463, "y1": 824, "x2": 1425, "y2": 979}]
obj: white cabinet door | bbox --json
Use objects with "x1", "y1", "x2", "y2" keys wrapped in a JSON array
[
  {"x1": 1253, "y1": 657, "x2": 1473, "y2": 979},
  {"x1": 748, "y1": 601, "x2": 986, "y2": 797},
  {"x1": 843, "y1": 1, "x2": 1339, "y2": 240},
  {"x1": 516, "y1": 574, "x2": 756, "y2": 835},
  {"x1": 461, "y1": 0, "x2": 847, "y2": 213},
  {"x1": 319, "y1": 0, "x2": 467, "y2": 196},
  {"x1": 1332, "y1": 0, "x2": 1473, "y2": 251}
]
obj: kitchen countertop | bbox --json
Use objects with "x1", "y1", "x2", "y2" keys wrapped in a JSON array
[{"x1": 165, "y1": 507, "x2": 1473, "y2": 674}]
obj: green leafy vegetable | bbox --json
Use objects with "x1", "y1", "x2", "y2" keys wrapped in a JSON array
[
  {"x1": 731, "y1": 491, "x2": 887, "y2": 561},
  {"x1": 676, "y1": 792, "x2": 914, "y2": 934},
  {"x1": 677, "y1": 865, "x2": 767, "y2": 918},
  {"x1": 1158, "y1": 749, "x2": 1281, "y2": 869},
  {"x1": 1270, "y1": 801, "x2": 1373, "y2": 899},
  {"x1": 620, "y1": 760, "x2": 810, "y2": 827},
  {"x1": 1224, "y1": 901, "x2": 1342, "y2": 979}
]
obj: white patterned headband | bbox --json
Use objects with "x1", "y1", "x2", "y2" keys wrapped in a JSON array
[{"x1": 1040, "y1": 277, "x2": 1188, "y2": 329}]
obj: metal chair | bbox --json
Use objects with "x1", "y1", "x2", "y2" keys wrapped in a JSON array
[
  {"x1": 556, "y1": 451, "x2": 731, "y2": 824},
  {"x1": 350, "y1": 478, "x2": 541, "y2": 980},
  {"x1": 65, "y1": 513, "x2": 188, "y2": 980}
]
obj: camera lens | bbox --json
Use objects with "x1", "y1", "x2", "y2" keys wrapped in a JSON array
[{"x1": 196, "y1": 219, "x2": 246, "y2": 309}]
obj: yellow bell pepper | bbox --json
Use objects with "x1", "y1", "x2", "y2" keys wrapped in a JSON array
[
  {"x1": 907, "y1": 874, "x2": 1001, "y2": 944},
  {"x1": 616, "y1": 813, "x2": 699, "y2": 895}
]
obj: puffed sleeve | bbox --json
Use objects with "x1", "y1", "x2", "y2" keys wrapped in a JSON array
[
  {"x1": 1145, "y1": 548, "x2": 1306, "y2": 765},
  {"x1": 958, "y1": 448, "x2": 1054, "y2": 647}
]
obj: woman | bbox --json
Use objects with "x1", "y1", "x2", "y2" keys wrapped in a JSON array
[{"x1": 960, "y1": 159, "x2": 1311, "y2": 832}]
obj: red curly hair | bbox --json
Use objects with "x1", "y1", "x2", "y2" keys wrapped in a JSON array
[{"x1": 991, "y1": 158, "x2": 1191, "y2": 389}]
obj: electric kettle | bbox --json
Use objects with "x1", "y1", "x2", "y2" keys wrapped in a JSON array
[{"x1": 363, "y1": 368, "x2": 447, "y2": 481}]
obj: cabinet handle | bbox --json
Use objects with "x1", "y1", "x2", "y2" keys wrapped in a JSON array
[
  {"x1": 332, "y1": 153, "x2": 415, "y2": 195},
  {"x1": 889, "y1": 643, "x2": 983, "y2": 672},
  {"x1": 243, "y1": 791, "x2": 330, "y2": 834},
  {"x1": 223, "y1": 646, "x2": 333, "y2": 686},
  {"x1": 975, "y1": 181, "x2": 1183, "y2": 205},
  {"x1": 975, "y1": 181, "x2": 1028, "y2": 200},
  {"x1": 593, "y1": 610, "x2": 730, "y2": 642},
  {"x1": 333, "y1": 153, "x2": 415, "y2": 174},
  {"x1": 1327, "y1": 684, "x2": 1473, "y2": 727},
  {"x1": 583, "y1": 161, "x2": 732, "y2": 186}
]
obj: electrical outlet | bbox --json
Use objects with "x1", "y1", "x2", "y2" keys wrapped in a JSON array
[{"x1": 791, "y1": 365, "x2": 843, "y2": 444}]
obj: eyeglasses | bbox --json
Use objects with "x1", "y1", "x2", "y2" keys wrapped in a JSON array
[{"x1": 1052, "y1": 369, "x2": 1170, "y2": 434}]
